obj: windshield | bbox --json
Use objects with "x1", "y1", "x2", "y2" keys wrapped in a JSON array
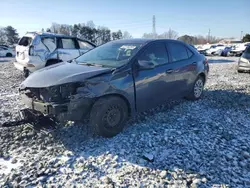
[{"x1": 75, "y1": 42, "x2": 143, "y2": 68}]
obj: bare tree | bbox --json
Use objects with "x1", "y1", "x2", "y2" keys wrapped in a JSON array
[
  {"x1": 142, "y1": 33, "x2": 155, "y2": 38},
  {"x1": 122, "y1": 31, "x2": 133, "y2": 39},
  {"x1": 0, "y1": 28, "x2": 8, "y2": 44},
  {"x1": 143, "y1": 29, "x2": 178, "y2": 39},
  {"x1": 159, "y1": 28, "x2": 178, "y2": 39},
  {"x1": 86, "y1": 20, "x2": 95, "y2": 29}
]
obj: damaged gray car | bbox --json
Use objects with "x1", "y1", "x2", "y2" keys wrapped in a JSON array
[{"x1": 19, "y1": 39, "x2": 209, "y2": 137}]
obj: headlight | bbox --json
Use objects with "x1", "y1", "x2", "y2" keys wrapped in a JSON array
[
  {"x1": 40, "y1": 83, "x2": 83, "y2": 102},
  {"x1": 239, "y1": 57, "x2": 249, "y2": 64},
  {"x1": 60, "y1": 83, "x2": 77, "y2": 99}
]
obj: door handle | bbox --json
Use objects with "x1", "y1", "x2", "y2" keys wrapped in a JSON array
[
  {"x1": 192, "y1": 62, "x2": 197, "y2": 65},
  {"x1": 166, "y1": 69, "x2": 173, "y2": 73}
]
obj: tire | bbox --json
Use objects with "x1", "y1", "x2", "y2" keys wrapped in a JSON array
[
  {"x1": 238, "y1": 70, "x2": 244, "y2": 73},
  {"x1": 89, "y1": 96, "x2": 128, "y2": 138},
  {"x1": 23, "y1": 71, "x2": 30, "y2": 78},
  {"x1": 6, "y1": 53, "x2": 12, "y2": 57},
  {"x1": 186, "y1": 76, "x2": 205, "y2": 100}
]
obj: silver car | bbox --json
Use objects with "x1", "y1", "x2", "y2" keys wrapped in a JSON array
[
  {"x1": 14, "y1": 32, "x2": 96, "y2": 77},
  {"x1": 238, "y1": 46, "x2": 250, "y2": 72}
]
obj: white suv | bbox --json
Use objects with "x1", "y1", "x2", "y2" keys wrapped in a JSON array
[{"x1": 14, "y1": 32, "x2": 96, "y2": 77}]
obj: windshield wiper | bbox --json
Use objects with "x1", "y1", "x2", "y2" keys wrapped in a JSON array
[{"x1": 79, "y1": 62, "x2": 106, "y2": 68}]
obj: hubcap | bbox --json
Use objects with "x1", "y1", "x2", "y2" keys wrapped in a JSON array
[
  {"x1": 194, "y1": 79, "x2": 204, "y2": 98},
  {"x1": 104, "y1": 106, "x2": 121, "y2": 128}
]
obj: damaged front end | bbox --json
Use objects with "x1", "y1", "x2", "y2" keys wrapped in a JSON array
[{"x1": 19, "y1": 82, "x2": 95, "y2": 122}]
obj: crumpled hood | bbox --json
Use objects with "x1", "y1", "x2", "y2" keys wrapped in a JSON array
[{"x1": 21, "y1": 62, "x2": 111, "y2": 88}]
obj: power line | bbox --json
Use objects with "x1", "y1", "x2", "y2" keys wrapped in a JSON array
[
  {"x1": 208, "y1": 29, "x2": 210, "y2": 43},
  {"x1": 152, "y1": 15, "x2": 156, "y2": 38}
]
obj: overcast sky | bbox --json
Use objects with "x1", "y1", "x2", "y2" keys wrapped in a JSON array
[{"x1": 1, "y1": 0, "x2": 249, "y2": 39}]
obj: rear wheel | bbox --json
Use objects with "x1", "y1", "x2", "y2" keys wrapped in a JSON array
[
  {"x1": 89, "y1": 96, "x2": 128, "y2": 138},
  {"x1": 24, "y1": 68, "x2": 30, "y2": 78},
  {"x1": 186, "y1": 76, "x2": 205, "y2": 100},
  {"x1": 6, "y1": 53, "x2": 12, "y2": 57},
  {"x1": 238, "y1": 70, "x2": 244, "y2": 73}
]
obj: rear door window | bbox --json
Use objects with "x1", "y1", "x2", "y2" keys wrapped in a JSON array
[
  {"x1": 61, "y1": 38, "x2": 76, "y2": 49},
  {"x1": 168, "y1": 42, "x2": 189, "y2": 62},
  {"x1": 18, "y1": 37, "x2": 32, "y2": 46},
  {"x1": 78, "y1": 40, "x2": 95, "y2": 50},
  {"x1": 41, "y1": 37, "x2": 56, "y2": 52}
]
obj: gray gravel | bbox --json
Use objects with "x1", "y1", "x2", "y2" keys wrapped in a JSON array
[{"x1": 0, "y1": 56, "x2": 250, "y2": 187}]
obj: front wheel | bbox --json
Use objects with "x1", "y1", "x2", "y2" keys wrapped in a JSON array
[
  {"x1": 89, "y1": 96, "x2": 128, "y2": 138},
  {"x1": 186, "y1": 76, "x2": 205, "y2": 100},
  {"x1": 6, "y1": 53, "x2": 12, "y2": 57}
]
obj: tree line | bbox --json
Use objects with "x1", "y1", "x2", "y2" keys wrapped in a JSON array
[
  {"x1": 43, "y1": 21, "x2": 132, "y2": 45},
  {"x1": 0, "y1": 26, "x2": 19, "y2": 46}
]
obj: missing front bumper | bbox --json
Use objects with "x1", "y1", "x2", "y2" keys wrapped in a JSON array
[
  {"x1": 21, "y1": 93, "x2": 68, "y2": 115},
  {"x1": 20, "y1": 93, "x2": 93, "y2": 122}
]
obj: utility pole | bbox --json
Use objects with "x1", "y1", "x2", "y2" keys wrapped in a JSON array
[
  {"x1": 208, "y1": 29, "x2": 210, "y2": 43},
  {"x1": 152, "y1": 15, "x2": 156, "y2": 38},
  {"x1": 240, "y1": 31, "x2": 243, "y2": 41}
]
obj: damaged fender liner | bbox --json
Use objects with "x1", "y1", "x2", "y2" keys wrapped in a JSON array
[{"x1": 21, "y1": 93, "x2": 94, "y2": 121}]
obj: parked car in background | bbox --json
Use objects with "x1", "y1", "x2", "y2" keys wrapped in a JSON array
[
  {"x1": 205, "y1": 44, "x2": 225, "y2": 56},
  {"x1": 237, "y1": 45, "x2": 250, "y2": 73},
  {"x1": 196, "y1": 44, "x2": 211, "y2": 55},
  {"x1": 14, "y1": 32, "x2": 96, "y2": 77},
  {"x1": 0, "y1": 45, "x2": 10, "y2": 48},
  {"x1": 19, "y1": 39, "x2": 209, "y2": 137},
  {"x1": 230, "y1": 42, "x2": 250, "y2": 56},
  {"x1": 221, "y1": 46, "x2": 233, "y2": 56},
  {"x1": 0, "y1": 46, "x2": 15, "y2": 57}
]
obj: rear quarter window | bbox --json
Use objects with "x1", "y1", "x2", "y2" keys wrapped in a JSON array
[
  {"x1": 61, "y1": 38, "x2": 76, "y2": 49},
  {"x1": 18, "y1": 37, "x2": 32, "y2": 46},
  {"x1": 187, "y1": 48, "x2": 194, "y2": 58},
  {"x1": 78, "y1": 40, "x2": 95, "y2": 50},
  {"x1": 168, "y1": 42, "x2": 189, "y2": 62},
  {"x1": 244, "y1": 47, "x2": 250, "y2": 54}
]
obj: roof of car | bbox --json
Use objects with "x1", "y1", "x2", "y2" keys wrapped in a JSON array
[
  {"x1": 25, "y1": 31, "x2": 75, "y2": 38},
  {"x1": 111, "y1": 38, "x2": 181, "y2": 44}
]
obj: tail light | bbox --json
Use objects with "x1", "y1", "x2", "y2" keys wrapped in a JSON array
[
  {"x1": 204, "y1": 59, "x2": 209, "y2": 65},
  {"x1": 29, "y1": 45, "x2": 35, "y2": 56}
]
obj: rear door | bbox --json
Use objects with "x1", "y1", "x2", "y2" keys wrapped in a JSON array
[
  {"x1": 77, "y1": 39, "x2": 95, "y2": 55},
  {"x1": 133, "y1": 41, "x2": 177, "y2": 112},
  {"x1": 165, "y1": 41, "x2": 197, "y2": 96},
  {"x1": 57, "y1": 38, "x2": 80, "y2": 61}
]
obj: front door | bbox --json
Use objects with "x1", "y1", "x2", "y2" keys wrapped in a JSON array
[
  {"x1": 57, "y1": 38, "x2": 80, "y2": 61},
  {"x1": 133, "y1": 42, "x2": 177, "y2": 112}
]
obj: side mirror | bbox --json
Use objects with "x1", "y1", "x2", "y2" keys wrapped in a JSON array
[{"x1": 137, "y1": 60, "x2": 155, "y2": 70}]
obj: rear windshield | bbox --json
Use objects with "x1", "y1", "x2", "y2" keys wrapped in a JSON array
[{"x1": 18, "y1": 37, "x2": 32, "y2": 46}]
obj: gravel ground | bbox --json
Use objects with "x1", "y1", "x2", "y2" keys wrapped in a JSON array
[{"x1": 0, "y1": 56, "x2": 250, "y2": 187}]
